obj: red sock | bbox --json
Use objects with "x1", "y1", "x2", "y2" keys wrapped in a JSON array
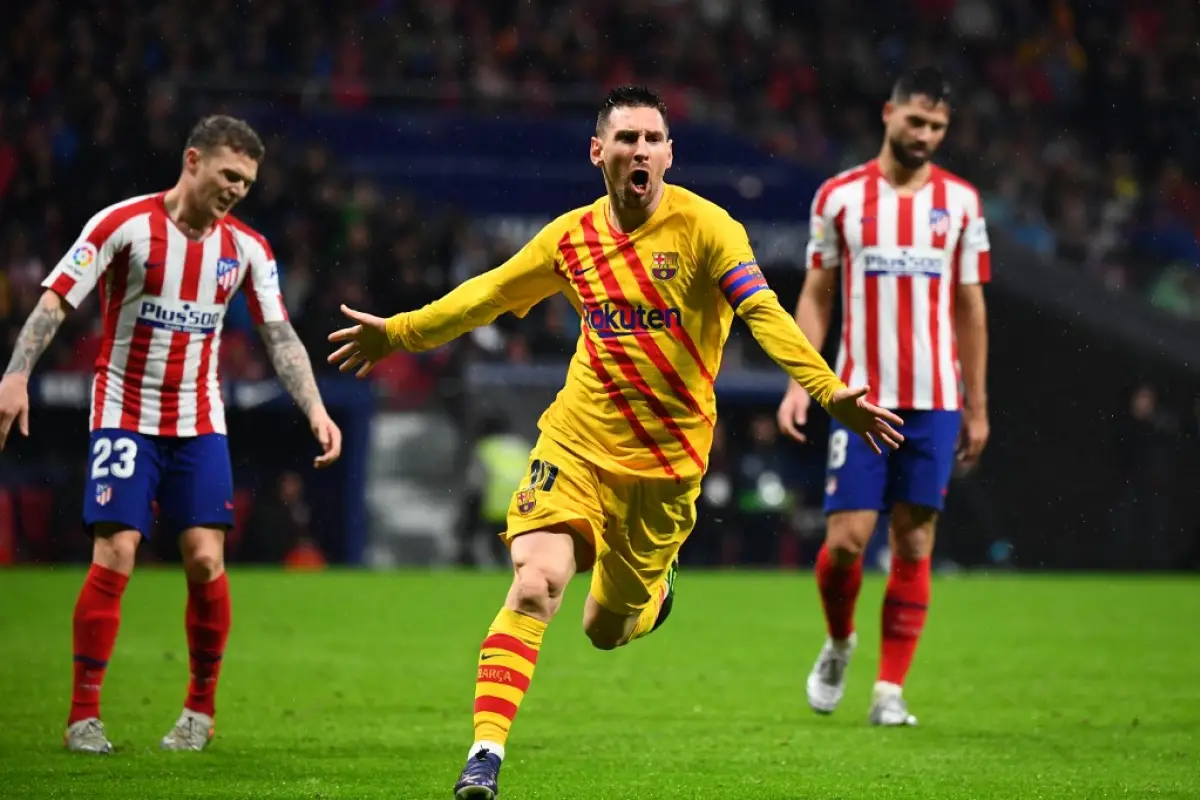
[
  {"x1": 184, "y1": 573, "x2": 231, "y2": 718},
  {"x1": 70, "y1": 564, "x2": 129, "y2": 725},
  {"x1": 815, "y1": 544, "x2": 863, "y2": 641},
  {"x1": 878, "y1": 556, "x2": 931, "y2": 686}
]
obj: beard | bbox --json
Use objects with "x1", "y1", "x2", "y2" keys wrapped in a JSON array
[
  {"x1": 888, "y1": 136, "x2": 931, "y2": 170},
  {"x1": 605, "y1": 163, "x2": 653, "y2": 208}
]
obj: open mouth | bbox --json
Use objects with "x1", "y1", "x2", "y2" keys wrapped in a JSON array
[{"x1": 630, "y1": 168, "x2": 650, "y2": 194}]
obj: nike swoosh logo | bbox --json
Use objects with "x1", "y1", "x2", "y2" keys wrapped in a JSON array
[
  {"x1": 573, "y1": 268, "x2": 589, "y2": 276},
  {"x1": 145, "y1": 261, "x2": 163, "y2": 270},
  {"x1": 479, "y1": 653, "x2": 502, "y2": 661}
]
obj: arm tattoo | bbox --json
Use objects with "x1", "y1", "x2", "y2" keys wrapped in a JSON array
[
  {"x1": 258, "y1": 321, "x2": 324, "y2": 418},
  {"x1": 5, "y1": 292, "x2": 68, "y2": 378}
]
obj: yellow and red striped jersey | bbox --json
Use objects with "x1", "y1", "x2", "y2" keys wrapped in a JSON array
[{"x1": 387, "y1": 184, "x2": 845, "y2": 480}]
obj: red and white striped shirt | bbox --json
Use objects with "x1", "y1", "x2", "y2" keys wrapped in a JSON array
[
  {"x1": 805, "y1": 159, "x2": 991, "y2": 411},
  {"x1": 42, "y1": 192, "x2": 288, "y2": 437}
]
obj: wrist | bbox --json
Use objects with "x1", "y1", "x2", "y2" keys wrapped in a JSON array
[
  {"x1": 384, "y1": 314, "x2": 406, "y2": 349},
  {"x1": 964, "y1": 396, "x2": 988, "y2": 414},
  {"x1": 2, "y1": 370, "x2": 30, "y2": 384}
]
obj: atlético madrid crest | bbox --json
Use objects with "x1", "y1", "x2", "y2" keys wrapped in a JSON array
[
  {"x1": 95, "y1": 483, "x2": 112, "y2": 506},
  {"x1": 216, "y1": 257, "x2": 240, "y2": 293},
  {"x1": 516, "y1": 489, "x2": 537, "y2": 515},
  {"x1": 929, "y1": 208, "x2": 951, "y2": 237},
  {"x1": 651, "y1": 252, "x2": 679, "y2": 280}
]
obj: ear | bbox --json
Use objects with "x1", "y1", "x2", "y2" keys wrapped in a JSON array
[
  {"x1": 183, "y1": 147, "x2": 202, "y2": 174},
  {"x1": 882, "y1": 101, "x2": 894, "y2": 127},
  {"x1": 590, "y1": 136, "x2": 603, "y2": 168},
  {"x1": 665, "y1": 138, "x2": 674, "y2": 171}
]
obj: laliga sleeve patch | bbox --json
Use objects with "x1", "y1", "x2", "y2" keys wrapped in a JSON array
[
  {"x1": 964, "y1": 217, "x2": 990, "y2": 251},
  {"x1": 67, "y1": 242, "x2": 98, "y2": 276}
]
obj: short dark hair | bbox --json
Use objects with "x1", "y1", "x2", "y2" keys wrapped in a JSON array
[
  {"x1": 596, "y1": 85, "x2": 669, "y2": 136},
  {"x1": 891, "y1": 67, "x2": 953, "y2": 109},
  {"x1": 184, "y1": 115, "x2": 265, "y2": 161}
]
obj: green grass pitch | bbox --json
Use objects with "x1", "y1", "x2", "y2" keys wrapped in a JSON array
[{"x1": 2, "y1": 568, "x2": 1198, "y2": 798}]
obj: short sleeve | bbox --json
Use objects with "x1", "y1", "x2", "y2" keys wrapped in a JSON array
[
  {"x1": 243, "y1": 234, "x2": 288, "y2": 324},
  {"x1": 956, "y1": 190, "x2": 991, "y2": 285},
  {"x1": 42, "y1": 208, "x2": 131, "y2": 308},
  {"x1": 805, "y1": 181, "x2": 842, "y2": 271}
]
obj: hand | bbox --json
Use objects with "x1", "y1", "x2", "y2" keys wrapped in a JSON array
[
  {"x1": 826, "y1": 385, "x2": 904, "y2": 456},
  {"x1": 309, "y1": 407, "x2": 343, "y2": 469},
  {"x1": 327, "y1": 305, "x2": 396, "y2": 378},
  {"x1": 956, "y1": 404, "x2": 989, "y2": 471},
  {"x1": 0, "y1": 374, "x2": 31, "y2": 451},
  {"x1": 776, "y1": 382, "x2": 812, "y2": 443}
]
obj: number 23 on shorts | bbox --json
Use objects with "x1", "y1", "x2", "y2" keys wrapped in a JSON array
[{"x1": 92, "y1": 434, "x2": 139, "y2": 480}]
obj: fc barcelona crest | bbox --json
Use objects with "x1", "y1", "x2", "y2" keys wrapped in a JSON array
[
  {"x1": 516, "y1": 489, "x2": 537, "y2": 515},
  {"x1": 651, "y1": 252, "x2": 679, "y2": 280}
]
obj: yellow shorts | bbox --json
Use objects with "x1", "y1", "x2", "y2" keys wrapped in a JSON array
[{"x1": 502, "y1": 435, "x2": 701, "y2": 616}]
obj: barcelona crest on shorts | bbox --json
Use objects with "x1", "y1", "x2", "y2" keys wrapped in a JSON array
[
  {"x1": 929, "y1": 208, "x2": 951, "y2": 237},
  {"x1": 516, "y1": 489, "x2": 537, "y2": 514},
  {"x1": 651, "y1": 251, "x2": 679, "y2": 281}
]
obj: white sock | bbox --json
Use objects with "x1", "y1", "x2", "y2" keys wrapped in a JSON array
[
  {"x1": 830, "y1": 632, "x2": 857, "y2": 651},
  {"x1": 468, "y1": 740, "x2": 505, "y2": 761},
  {"x1": 873, "y1": 680, "x2": 903, "y2": 700}
]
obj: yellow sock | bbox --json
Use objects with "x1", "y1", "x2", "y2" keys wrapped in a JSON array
[
  {"x1": 626, "y1": 580, "x2": 670, "y2": 643},
  {"x1": 473, "y1": 607, "x2": 546, "y2": 747}
]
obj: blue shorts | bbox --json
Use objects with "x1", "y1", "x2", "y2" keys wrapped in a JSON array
[
  {"x1": 83, "y1": 429, "x2": 234, "y2": 539},
  {"x1": 823, "y1": 409, "x2": 961, "y2": 514}
]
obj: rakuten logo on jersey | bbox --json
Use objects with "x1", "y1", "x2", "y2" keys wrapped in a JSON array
[
  {"x1": 585, "y1": 303, "x2": 682, "y2": 338},
  {"x1": 137, "y1": 297, "x2": 224, "y2": 335},
  {"x1": 862, "y1": 247, "x2": 946, "y2": 278}
]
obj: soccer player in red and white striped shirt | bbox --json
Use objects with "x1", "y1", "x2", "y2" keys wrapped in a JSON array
[
  {"x1": 0, "y1": 116, "x2": 342, "y2": 753},
  {"x1": 776, "y1": 67, "x2": 991, "y2": 726}
]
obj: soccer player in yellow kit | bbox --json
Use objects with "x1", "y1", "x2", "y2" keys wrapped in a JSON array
[{"x1": 328, "y1": 86, "x2": 903, "y2": 800}]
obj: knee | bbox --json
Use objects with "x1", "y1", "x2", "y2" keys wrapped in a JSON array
[
  {"x1": 91, "y1": 526, "x2": 140, "y2": 575},
  {"x1": 181, "y1": 529, "x2": 226, "y2": 583},
  {"x1": 584, "y1": 626, "x2": 621, "y2": 651},
  {"x1": 510, "y1": 561, "x2": 570, "y2": 621},
  {"x1": 892, "y1": 527, "x2": 934, "y2": 561},
  {"x1": 825, "y1": 519, "x2": 874, "y2": 566},
  {"x1": 582, "y1": 612, "x2": 623, "y2": 651},
  {"x1": 891, "y1": 505, "x2": 937, "y2": 561}
]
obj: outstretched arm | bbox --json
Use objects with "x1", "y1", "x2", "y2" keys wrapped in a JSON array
[
  {"x1": 776, "y1": 268, "x2": 839, "y2": 442},
  {"x1": 329, "y1": 228, "x2": 567, "y2": 375},
  {"x1": 742, "y1": 292, "x2": 844, "y2": 409},
  {"x1": 385, "y1": 256, "x2": 566, "y2": 353},
  {"x1": 707, "y1": 215, "x2": 902, "y2": 454},
  {"x1": 738, "y1": 281, "x2": 903, "y2": 454}
]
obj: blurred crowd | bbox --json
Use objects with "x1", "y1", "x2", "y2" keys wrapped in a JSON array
[{"x1": 2, "y1": 0, "x2": 1200, "y2": 383}]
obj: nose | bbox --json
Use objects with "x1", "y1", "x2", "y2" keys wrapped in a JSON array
[{"x1": 633, "y1": 135, "x2": 650, "y2": 162}]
